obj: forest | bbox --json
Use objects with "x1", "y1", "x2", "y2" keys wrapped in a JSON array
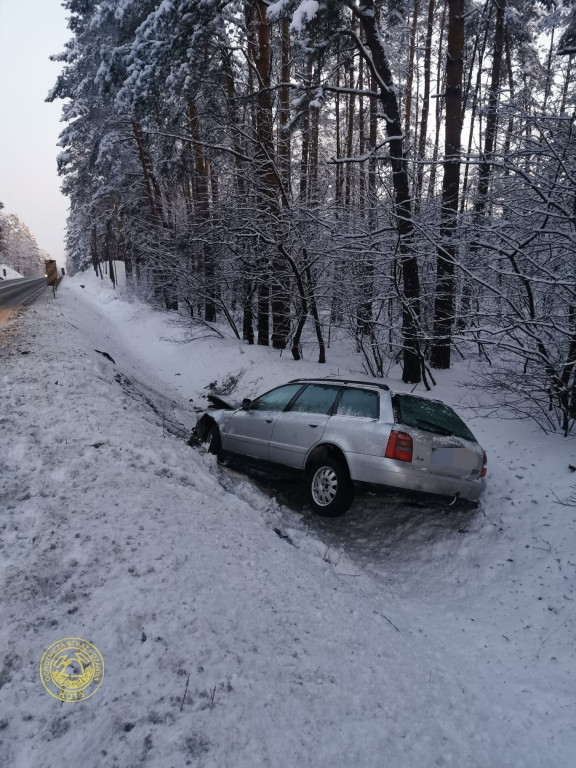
[
  {"x1": 0, "y1": 202, "x2": 46, "y2": 278},
  {"x1": 49, "y1": 0, "x2": 576, "y2": 431}
]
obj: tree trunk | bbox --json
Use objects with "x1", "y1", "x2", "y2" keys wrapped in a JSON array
[
  {"x1": 542, "y1": 26, "x2": 555, "y2": 114},
  {"x1": 309, "y1": 65, "x2": 320, "y2": 203},
  {"x1": 459, "y1": 2, "x2": 492, "y2": 214},
  {"x1": 352, "y1": 0, "x2": 423, "y2": 383},
  {"x1": 132, "y1": 121, "x2": 177, "y2": 309},
  {"x1": 358, "y1": 47, "x2": 366, "y2": 213},
  {"x1": 404, "y1": 0, "x2": 420, "y2": 139},
  {"x1": 132, "y1": 121, "x2": 162, "y2": 227},
  {"x1": 91, "y1": 225, "x2": 101, "y2": 277},
  {"x1": 427, "y1": 0, "x2": 447, "y2": 199},
  {"x1": 559, "y1": 55, "x2": 574, "y2": 115},
  {"x1": 344, "y1": 44, "x2": 356, "y2": 208},
  {"x1": 299, "y1": 58, "x2": 312, "y2": 200},
  {"x1": 306, "y1": 265, "x2": 326, "y2": 364},
  {"x1": 105, "y1": 219, "x2": 116, "y2": 288},
  {"x1": 188, "y1": 103, "x2": 216, "y2": 322},
  {"x1": 254, "y1": 0, "x2": 290, "y2": 349},
  {"x1": 460, "y1": 0, "x2": 505, "y2": 329},
  {"x1": 415, "y1": 0, "x2": 435, "y2": 203},
  {"x1": 278, "y1": 18, "x2": 291, "y2": 200},
  {"x1": 475, "y1": 0, "x2": 505, "y2": 211},
  {"x1": 430, "y1": 0, "x2": 464, "y2": 369},
  {"x1": 502, "y1": 28, "x2": 515, "y2": 175},
  {"x1": 335, "y1": 42, "x2": 344, "y2": 207},
  {"x1": 257, "y1": 258, "x2": 270, "y2": 346}
]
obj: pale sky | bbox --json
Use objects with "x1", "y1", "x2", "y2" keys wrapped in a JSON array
[{"x1": 0, "y1": 0, "x2": 69, "y2": 266}]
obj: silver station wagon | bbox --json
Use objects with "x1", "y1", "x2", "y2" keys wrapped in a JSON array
[{"x1": 194, "y1": 378, "x2": 487, "y2": 517}]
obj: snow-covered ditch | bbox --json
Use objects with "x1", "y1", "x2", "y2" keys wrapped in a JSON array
[{"x1": 1, "y1": 273, "x2": 575, "y2": 767}]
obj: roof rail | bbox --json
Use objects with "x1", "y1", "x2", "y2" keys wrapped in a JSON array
[{"x1": 288, "y1": 377, "x2": 390, "y2": 391}]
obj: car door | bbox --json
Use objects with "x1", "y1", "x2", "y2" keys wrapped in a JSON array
[
  {"x1": 324, "y1": 387, "x2": 382, "y2": 455},
  {"x1": 268, "y1": 384, "x2": 342, "y2": 468},
  {"x1": 222, "y1": 383, "x2": 304, "y2": 460}
]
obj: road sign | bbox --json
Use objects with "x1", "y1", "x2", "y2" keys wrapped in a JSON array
[{"x1": 45, "y1": 260, "x2": 58, "y2": 286}]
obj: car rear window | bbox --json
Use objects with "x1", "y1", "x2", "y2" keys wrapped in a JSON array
[
  {"x1": 337, "y1": 388, "x2": 379, "y2": 418},
  {"x1": 393, "y1": 395, "x2": 476, "y2": 442},
  {"x1": 289, "y1": 384, "x2": 341, "y2": 415}
]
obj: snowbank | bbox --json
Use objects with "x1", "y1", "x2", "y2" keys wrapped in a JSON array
[{"x1": 0, "y1": 263, "x2": 24, "y2": 280}]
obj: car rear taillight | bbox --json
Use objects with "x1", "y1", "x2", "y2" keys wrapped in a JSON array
[
  {"x1": 481, "y1": 451, "x2": 487, "y2": 477},
  {"x1": 385, "y1": 430, "x2": 413, "y2": 462}
]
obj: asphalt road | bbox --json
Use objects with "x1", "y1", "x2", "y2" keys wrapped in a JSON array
[{"x1": 0, "y1": 277, "x2": 47, "y2": 324}]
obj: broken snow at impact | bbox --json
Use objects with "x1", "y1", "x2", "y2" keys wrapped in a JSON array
[{"x1": 1, "y1": 270, "x2": 576, "y2": 767}]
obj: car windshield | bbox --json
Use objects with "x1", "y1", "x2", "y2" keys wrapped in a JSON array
[{"x1": 393, "y1": 394, "x2": 476, "y2": 442}]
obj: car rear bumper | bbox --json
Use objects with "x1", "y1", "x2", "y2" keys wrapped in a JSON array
[{"x1": 346, "y1": 452, "x2": 485, "y2": 501}]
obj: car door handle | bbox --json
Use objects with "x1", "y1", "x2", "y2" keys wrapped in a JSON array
[
  {"x1": 265, "y1": 418, "x2": 273, "y2": 423},
  {"x1": 308, "y1": 423, "x2": 319, "y2": 428}
]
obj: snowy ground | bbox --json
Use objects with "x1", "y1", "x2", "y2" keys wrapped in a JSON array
[{"x1": 1, "y1": 270, "x2": 576, "y2": 767}]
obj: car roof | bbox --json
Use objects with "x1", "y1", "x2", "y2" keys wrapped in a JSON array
[{"x1": 288, "y1": 377, "x2": 390, "y2": 392}]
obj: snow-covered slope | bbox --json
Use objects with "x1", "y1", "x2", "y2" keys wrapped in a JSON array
[
  {"x1": 0, "y1": 264, "x2": 24, "y2": 280},
  {"x1": 1, "y1": 274, "x2": 575, "y2": 767}
]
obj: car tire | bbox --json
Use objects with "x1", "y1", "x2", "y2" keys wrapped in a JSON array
[
  {"x1": 206, "y1": 424, "x2": 223, "y2": 459},
  {"x1": 306, "y1": 455, "x2": 354, "y2": 517}
]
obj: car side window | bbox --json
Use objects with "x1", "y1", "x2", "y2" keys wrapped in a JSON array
[
  {"x1": 337, "y1": 388, "x2": 379, "y2": 418},
  {"x1": 288, "y1": 384, "x2": 341, "y2": 415},
  {"x1": 249, "y1": 384, "x2": 303, "y2": 412}
]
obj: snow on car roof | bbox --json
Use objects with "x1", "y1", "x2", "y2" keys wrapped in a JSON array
[{"x1": 288, "y1": 377, "x2": 390, "y2": 391}]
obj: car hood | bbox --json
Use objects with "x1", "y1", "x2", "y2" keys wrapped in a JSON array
[{"x1": 206, "y1": 393, "x2": 241, "y2": 410}]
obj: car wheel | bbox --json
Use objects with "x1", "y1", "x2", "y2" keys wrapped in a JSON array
[
  {"x1": 307, "y1": 456, "x2": 354, "y2": 517},
  {"x1": 206, "y1": 424, "x2": 223, "y2": 459}
]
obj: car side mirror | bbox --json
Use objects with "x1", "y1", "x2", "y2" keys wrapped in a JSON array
[{"x1": 241, "y1": 398, "x2": 252, "y2": 410}]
